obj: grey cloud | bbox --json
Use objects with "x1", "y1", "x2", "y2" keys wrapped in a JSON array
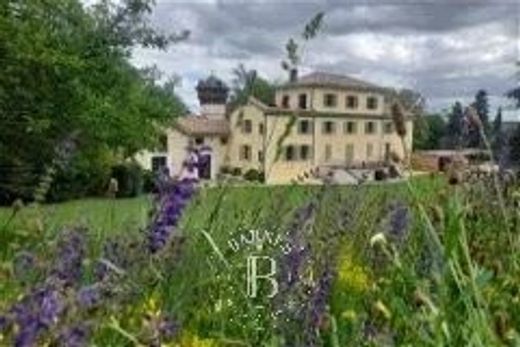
[{"x1": 134, "y1": 0, "x2": 520, "y2": 113}]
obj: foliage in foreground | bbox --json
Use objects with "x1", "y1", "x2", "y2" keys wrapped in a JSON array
[
  {"x1": 0, "y1": 173, "x2": 519, "y2": 346},
  {"x1": 0, "y1": 0, "x2": 186, "y2": 204}
]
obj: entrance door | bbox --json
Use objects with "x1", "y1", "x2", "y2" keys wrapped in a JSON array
[{"x1": 199, "y1": 154, "x2": 211, "y2": 179}]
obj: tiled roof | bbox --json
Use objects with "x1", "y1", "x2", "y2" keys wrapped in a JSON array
[
  {"x1": 280, "y1": 71, "x2": 384, "y2": 91},
  {"x1": 174, "y1": 116, "x2": 230, "y2": 136}
]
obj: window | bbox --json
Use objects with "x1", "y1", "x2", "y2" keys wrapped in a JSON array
[
  {"x1": 259, "y1": 123, "x2": 264, "y2": 135},
  {"x1": 300, "y1": 145, "x2": 311, "y2": 160},
  {"x1": 324, "y1": 144, "x2": 332, "y2": 162},
  {"x1": 151, "y1": 156, "x2": 167, "y2": 172},
  {"x1": 323, "y1": 93, "x2": 337, "y2": 107},
  {"x1": 322, "y1": 121, "x2": 336, "y2": 135},
  {"x1": 384, "y1": 122, "x2": 393, "y2": 134},
  {"x1": 158, "y1": 135, "x2": 168, "y2": 151},
  {"x1": 365, "y1": 121, "x2": 376, "y2": 134},
  {"x1": 243, "y1": 119, "x2": 252, "y2": 134},
  {"x1": 298, "y1": 94, "x2": 307, "y2": 109},
  {"x1": 346, "y1": 95, "x2": 358, "y2": 109},
  {"x1": 240, "y1": 145, "x2": 251, "y2": 161},
  {"x1": 195, "y1": 137, "x2": 204, "y2": 145},
  {"x1": 298, "y1": 120, "x2": 312, "y2": 134},
  {"x1": 281, "y1": 95, "x2": 290, "y2": 108},
  {"x1": 384, "y1": 143, "x2": 391, "y2": 161},
  {"x1": 345, "y1": 144, "x2": 354, "y2": 163},
  {"x1": 285, "y1": 145, "x2": 296, "y2": 161},
  {"x1": 366, "y1": 143, "x2": 373, "y2": 158},
  {"x1": 344, "y1": 121, "x2": 357, "y2": 134},
  {"x1": 367, "y1": 96, "x2": 378, "y2": 110},
  {"x1": 258, "y1": 150, "x2": 264, "y2": 162}
]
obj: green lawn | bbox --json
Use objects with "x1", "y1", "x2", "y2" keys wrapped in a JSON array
[
  {"x1": 0, "y1": 196, "x2": 151, "y2": 238},
  {"x1": 0, "y1": 176, "x2": 442, "y2": 241}
]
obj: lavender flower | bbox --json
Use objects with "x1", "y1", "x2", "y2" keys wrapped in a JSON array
[
  {"x1": 300, "y1": 263, "x2": 335, "y2": 347},
  {"x1": 76, "y1": 285, "x2": 101, "y2": 309},
  {"x1": 386, "y1": 201, "x2": 410, "y2": 243},
  {"x1": 94, "y1": 239, "x2": 131, "y2": 281},
  {"x1": 158, "y1": 315, "x2": 180, "y2": 340},
  {"x1": 0, "y1": 315, "x2": 8, "y2": 332},
  {"x1": 50, "y1": 229, "x2": 86, "y2": 287},
  {"x1": 57, "y1": 324, "x2": 89, "y2": 347},
  {"x1": 278, "y1": 203, "x2": 315, "y2": 291},
  {"x1": 147, "y1": 148, "x2": 200, "y2": 253},
  {"x1": 13, "y1": 251, "x2": 36, "y2": 282},
  {"x1": 14, "y1": 321, "x2": 40, "y2": 347},
  {"x1": 39, "y1": 288, "x2": 63, "y2": 327},
  {"x1": 7, "y1": 286, "x2": 64, "y2": 346}
]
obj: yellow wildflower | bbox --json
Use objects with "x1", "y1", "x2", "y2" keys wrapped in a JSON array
[
  {"x1": 174, "y1": 332, "x2": 219, "y2": 347},
  {"x1": 340, "y1": 310, "x2": 357, "y2": 321},
  {"x1": 336, "y1": 245, "x2": 370, "y2": 293}
]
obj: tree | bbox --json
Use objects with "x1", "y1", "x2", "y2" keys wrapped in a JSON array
[
  {"x1": 493, "y1": 106, "x2": 503, "y2": 135},
  {"x1": 467, "y1": 89, "x2": 490, "y2": 147},
  {"x1": 508, "y1": 124, "x2": 520, "y2": 165},
  {"x1": 0, "y1": 0, "x2": 187, "y2": 203},
  {"x1": 413, "y1": 114, "x2": 446, "y2": 150},
  {"x1": 228, "y1": 64, "x2": 276, "y2": 110},
  {"x1": 506, "y1": 61, "x2": 520, "y2": 107},
  {"x1": 443, "y1": 102, "x2": 466, "y2": 149},
  {"x1": 491, "y1": 106, "x2": 508, "y2": 164}
]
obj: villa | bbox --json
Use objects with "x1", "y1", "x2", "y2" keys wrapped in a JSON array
[{"x1": 136, "y1": 71, "x2": 414, "y2": 184}]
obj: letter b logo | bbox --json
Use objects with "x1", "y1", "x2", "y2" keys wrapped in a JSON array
[{"x1": 246, "y1": 256, "x2": 278, "y2": 298}]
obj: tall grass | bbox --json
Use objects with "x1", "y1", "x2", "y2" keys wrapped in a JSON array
[{"x1": 0, "y1": 173, "x2": 518, "y2": 346}]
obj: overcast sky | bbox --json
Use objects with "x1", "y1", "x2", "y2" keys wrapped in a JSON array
[{"x1": 130, "y1": 0, "x2": 520, "y2": 118}]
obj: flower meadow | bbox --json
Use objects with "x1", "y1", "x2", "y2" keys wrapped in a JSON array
[{"x1": 1, "y1": 159, "x2": 520, "y2": 346}]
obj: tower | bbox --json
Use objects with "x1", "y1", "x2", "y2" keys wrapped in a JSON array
[{"x1": 196, "y1": 75, "x2": 229, "y2": 118}]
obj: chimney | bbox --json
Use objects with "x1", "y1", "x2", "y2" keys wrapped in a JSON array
[{"x1": 289, "y1": 68, "x2": 298, "y2": 82}]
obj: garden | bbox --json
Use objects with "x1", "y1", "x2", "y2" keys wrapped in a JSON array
[
  {"x1": 1, "y1": 170, "x2": 519, "y2": 346},
  {"x1": 1, "y1": 0, "x2": 520, "y2": 346}
]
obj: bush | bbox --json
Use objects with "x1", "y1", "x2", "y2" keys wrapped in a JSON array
[
  {"x1": 231, "y1": 167, "x2": 242, "y2": 176},
  {"x1": 110, "y1": 162, "x2": 144, "y2": 198},
  {"x1": 47, "y1": 150, "x2": 114, "y2": 202},
  {"x1": 220, "y1": 166, "x2": 232, "y2": 175},
  {"x1": 142, "y1": 170, "x2": 156, "y2": 193},
  {"x1": 243, "y1": 169, "x2": 264, "y2": 182}
]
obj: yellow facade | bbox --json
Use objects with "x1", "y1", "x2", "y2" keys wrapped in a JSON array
[
  {"x1": 137, "y1": 73, "x2": 414, "y2": 185},
  {"x1": 227, "y1": 83, "x2": 413, "y2": 184}
]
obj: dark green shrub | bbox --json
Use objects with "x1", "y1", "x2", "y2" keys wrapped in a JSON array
[
  {"x1": 47, "y1": 151, "x2": 113, "y2": 202},
  {"x1": 220, "y1": 166, "x2": 232, "y2": 175},
  {"x1": 142, "y1": 170, "x2": 156, "y2": 193},
  {"x1": 111, "y1": 162, "x2": 144, "y2": 198},
  {"x1": 231, "y1": 167, "x2": 242, "y2": 176},
  {"x1": 243, "y1": 169, "x2": 264, "y2": 182}
]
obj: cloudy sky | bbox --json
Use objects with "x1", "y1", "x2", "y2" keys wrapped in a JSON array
[{"x1": 130, "y1": 0, "x2": 520, "y2": 117}]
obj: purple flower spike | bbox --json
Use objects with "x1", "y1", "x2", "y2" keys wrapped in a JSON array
[
  {"x1": 159, "y1": 315, "x2": 180, "y2": 340},
  {"x1": 57, "y1": 324, "x2": 89, "y2": 347},
  {"x1": 147, "y1": 148, "x2": 202, "y2": 253},
  {"x1": 77, "y1": 285, "x2": 101, "y2": 309},
  {"x1": 0, "y1": 315, "x2": 8, "y2": 332},
  {"x1": 39, "y1": 289, "x2": 62, "y2": 327},
  {"x1": 14, "y1": 321, "x2": 41, "y2": 347},
  {"x1": 13, "y1": 251, "x2": 36, "y2": 280},
  {"x1": 387, "y1": 201, "x2": 410, "y2": 243},
  {"x1": 51, "y1": 229, "x2": 86, "y2": 287}
]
